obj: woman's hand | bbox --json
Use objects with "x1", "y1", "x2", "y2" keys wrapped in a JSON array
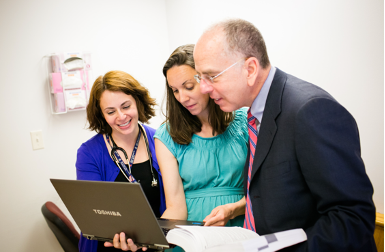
[
  {"x1": 203, "y1": 204, "x2": 234, "y2": 226},
  {"x1": 203, "y1": 197, "x2": 246, "y2": 226},
  {"x1": 104, "y1": 232, "x2": 147, "y2": 251}
]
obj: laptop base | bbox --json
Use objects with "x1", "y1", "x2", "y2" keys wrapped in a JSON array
[{"x1": 83, "y1": 234, "x2": 172, "y2": 250}]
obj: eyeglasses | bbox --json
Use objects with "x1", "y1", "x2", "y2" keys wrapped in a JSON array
[{"x1": 194, "y1": 58, "x2": 244, "y2": 84}]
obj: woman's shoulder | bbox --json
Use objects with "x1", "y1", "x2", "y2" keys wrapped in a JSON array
[
  {"x1": 83, "y1": 133, "x2": 104, "y2": 145},
  {"x1": 234, "y1": 107, "x2": 248, "y2": 120},
  {"x1": 76, "y1": 134, "x2": 106, "y2": 167},
  {"x1": 215, "y1": 108, "x2": 248, "y2": 143},
  {"x1": 154, "y1": 123, "x2": 170, "y2": 138},
  {"x1": 229, "y1": 108, "x2": 248, "y2": 129},
  {"x1": 142, "y1": 124, "x2": 157, "y2": 138},
  {"x1": 78, "y1": 134, "x2": 104, "y2": 152},
  {"x1": 154, "y1": 123, "x2": 181, "y2": 155}
]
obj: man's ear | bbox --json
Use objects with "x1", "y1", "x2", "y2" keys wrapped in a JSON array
[{"x1": 245, "y1": 57, "x2": 259, "y2": 87}]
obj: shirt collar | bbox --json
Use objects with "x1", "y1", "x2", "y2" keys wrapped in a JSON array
[{"x1": 249, "y1": 66, "x2": 276, "y2": 124}]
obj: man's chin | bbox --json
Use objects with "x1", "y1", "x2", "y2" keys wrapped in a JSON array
[{"x1": 218, "y1": 103, "x2": 238, "y2": 113}]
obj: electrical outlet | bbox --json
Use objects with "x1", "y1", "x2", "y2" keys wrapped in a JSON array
[{"x1": 30, "y1": 130, "x2": 44, "y2": 150}]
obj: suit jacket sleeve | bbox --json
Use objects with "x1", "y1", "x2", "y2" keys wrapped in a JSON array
[{"x1": 294, "y1": 97, "x2": 375, "y2": 251}]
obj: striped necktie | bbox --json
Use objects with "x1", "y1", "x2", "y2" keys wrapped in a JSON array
[{"x1": 244, "y1": 110, "x2": 257, "y2": 231}]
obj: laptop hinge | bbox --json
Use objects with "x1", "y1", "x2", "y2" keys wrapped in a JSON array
[
  {"x1": 83, "y1": 234, "x2": 95, "y2": 240},
  {"x1": 153, "y1": 244, "x2": 169, "y2": 248},
  {"x1": 84, "y1": 234, "x2": 113, "y2": 242}
]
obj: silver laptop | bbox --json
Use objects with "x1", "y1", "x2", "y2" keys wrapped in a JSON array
[{"x1": 50, "y1": 179, "x2": 204, "y2": 250}]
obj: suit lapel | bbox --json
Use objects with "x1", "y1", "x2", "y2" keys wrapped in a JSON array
[{"x1": 250, "y1": 68, "x2": 286, "y2": 181}]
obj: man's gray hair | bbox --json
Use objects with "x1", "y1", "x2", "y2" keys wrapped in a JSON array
[{"x1": 207, "y1": 19, "x2": 270, "y2": 69}]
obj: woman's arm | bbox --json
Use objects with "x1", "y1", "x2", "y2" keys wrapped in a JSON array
[
  {"x1": 155, "y1": 139, "x2": 187, "y2": 220},
  {"x1": 203, "y1": 196, "x2": 246, "y2": 226}
]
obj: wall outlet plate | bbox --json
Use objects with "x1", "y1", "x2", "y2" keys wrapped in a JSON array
[{"x1": 30, "y1": 130, "x2": 44, "y2": 150}]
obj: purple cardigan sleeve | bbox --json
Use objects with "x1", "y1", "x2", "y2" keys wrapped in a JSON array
[
  {"x1": 76, "y1": 134, "x2": 121, "y2": 182},
  {"x1": 76, "y1": 134, "x2": 118, "y2": 252}
]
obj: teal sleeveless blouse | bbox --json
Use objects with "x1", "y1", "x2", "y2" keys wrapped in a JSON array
[{"x1": 154, "y1": 108, "x2": 248, "y2": 227}]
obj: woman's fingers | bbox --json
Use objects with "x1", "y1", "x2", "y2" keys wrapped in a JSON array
[{"x1": 105, "y1": 232, "x2": 146, "y2": 251}]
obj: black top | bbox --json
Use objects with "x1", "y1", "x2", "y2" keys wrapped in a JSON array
[{"x1": 97, "y1": 160, "x2": 161, "y2": 251}]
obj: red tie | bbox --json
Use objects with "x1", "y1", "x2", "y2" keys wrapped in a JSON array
[{"x1": 244, "y1": 110, "x2": 257, "y2": 231}]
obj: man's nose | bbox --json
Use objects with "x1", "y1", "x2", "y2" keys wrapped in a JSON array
[{"x1": 199, "y1": 79, "x2": 213, "y2": 94}]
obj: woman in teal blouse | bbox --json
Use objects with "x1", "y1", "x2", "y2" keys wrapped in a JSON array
[{"x1": 154, "y1": 44, "x2": 248, "y2": 227}]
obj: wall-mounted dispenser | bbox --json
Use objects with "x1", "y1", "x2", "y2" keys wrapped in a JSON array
[{"x1": 46, "y1": 52, "x2": 93, "y2": 114}]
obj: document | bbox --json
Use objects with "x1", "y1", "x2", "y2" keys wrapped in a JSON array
[{"x1": 166, "y1": 226, "x2": 307, "y2": 252}]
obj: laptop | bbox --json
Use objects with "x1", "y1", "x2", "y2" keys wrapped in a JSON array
[{"x1": 50, "y1": 179, "x2": 204, "y2": 250}]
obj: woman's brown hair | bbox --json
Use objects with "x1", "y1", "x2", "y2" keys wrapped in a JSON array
[
  {"x1": 162, "y1": 44, "x2": 234, "y2": 145},
  {"x1": 87, "y1": 70, "x2": 156, "y2": 135}
]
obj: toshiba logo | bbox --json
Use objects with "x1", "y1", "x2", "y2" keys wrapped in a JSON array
[{"x1": 93, "y1": 209, "x2": 122, "y2": 216}]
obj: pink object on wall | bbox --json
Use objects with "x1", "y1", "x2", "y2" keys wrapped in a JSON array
[
  {"x1": 53, "y1": 93, "x2": 66, "y2": 112},
  {"x1": 50, "y1": 73, "x2": 63, "y2": 93}
]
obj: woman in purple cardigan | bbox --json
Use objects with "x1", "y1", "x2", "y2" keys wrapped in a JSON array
[{"x1": 76, "y1": 70, "x2": 166, "y2": 252}]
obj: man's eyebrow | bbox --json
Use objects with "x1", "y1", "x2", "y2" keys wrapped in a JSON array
[{"x1": 197, "y1": 69, "x2": 218, "y2": 75}]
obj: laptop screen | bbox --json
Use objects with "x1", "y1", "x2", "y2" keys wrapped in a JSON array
[{"x1": 50, "y1": 179, "x2": 169, "y2": 248}]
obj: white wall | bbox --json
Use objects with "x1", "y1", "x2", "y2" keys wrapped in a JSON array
[
  {"x1": 0, "y1": 0, "x2": 382, "y2": 251},
  {"x1": 0, "y1": 0, "x2": 169, "y2": 251},
  {"x1": 165, "y1": 0, "x2": 384, "y2": 212}
]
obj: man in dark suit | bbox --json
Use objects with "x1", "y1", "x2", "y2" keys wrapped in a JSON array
[{"x1": 193, "y1": 18, "x2": 376, "y2": 251}]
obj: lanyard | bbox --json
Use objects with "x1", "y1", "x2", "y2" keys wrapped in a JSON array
[{"x1": 106, "y1": 129, "x2": 141, "y2": 183}]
